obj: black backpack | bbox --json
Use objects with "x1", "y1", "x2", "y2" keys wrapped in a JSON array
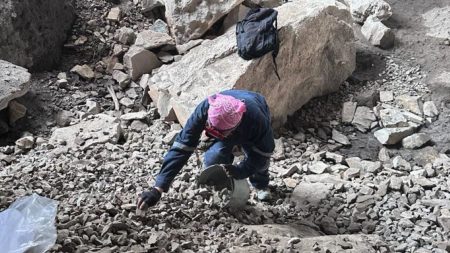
[{"x1": 236, "y1": 8, "x2": 280, "y2": 80}]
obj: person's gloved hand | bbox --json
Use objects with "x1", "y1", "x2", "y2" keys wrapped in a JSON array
[
  {"x1": 223, "y1": 164, "x2": 241, "y2": 179},
  {"x1": 137, "y1": 187, "x2": 162, "y2": 210}
]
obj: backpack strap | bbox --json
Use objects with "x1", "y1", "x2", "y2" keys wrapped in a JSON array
[{"x1": 272, "y1": 18, "x2": 281, "y2": 81}]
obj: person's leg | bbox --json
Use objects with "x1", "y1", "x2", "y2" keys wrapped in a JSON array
[
  {"x1": 203, "y1": 141, "x2": 234, "y2": 168},
  {"x1": 240, "y1": 147, "x2": 270, "y2": 189},
  {"x1": 240, "y1": 147, "x2": 271, "y2": 201}
]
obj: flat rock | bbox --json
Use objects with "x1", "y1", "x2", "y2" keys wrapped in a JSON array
[
  {"x1": 0, "y1": 60, "x2": 32, "y2": 111},
  {"x1": 374, "y1": 125, "x2": 417, "y2": 145},
  {"x1": 352, "y1": 106, "x2": 376, "y2": 132},
  {"x1": 71, "y1": 65, "x2": 95, "y2": 80},
  {"x1": 379, "y1": 108, "x2": 408, "y2": 128},
  {"x1": 379, "y1": 90, "x2": 393, "y2": 102},
  {"x1": 50, "y1": 114, "x2": 123, "y2": 151},
  {"x1": 120, "y1": 111, "x2": 149, "y2": 121},
  {"x1": 106, "y1": 7, "x2": 121, "y2": 21},
  {"x1": 291, "y1": 182, "x2": 333, "y2": 209},
  {"x1": 243, "y1": 223, "x2": 322, "y2": 246},
  {"x1": 308, "y1": 161, "x2": 330, "y2": 174},
  {"x1": 147, "y1": 0, "x2": 355, "y2": 127},
  {"x1": 134, "y1": 30, "x2": 175, "y2": 50},
  {"x1": 396, "y1": 95, "x2": 423, "y2": 115},
  {"x1": 402, "y1": 133, "x2": 431, "y2": 149},
  {"x1": 332, "y1": 129, "x2": 351, "y2": 145}
]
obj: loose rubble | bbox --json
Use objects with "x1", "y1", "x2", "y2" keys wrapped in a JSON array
[{"x1": 1, "y1": 0, "x2": 450, "y2": 252}]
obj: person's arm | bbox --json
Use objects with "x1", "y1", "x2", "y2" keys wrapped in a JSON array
[{"x1": 154, "y1": 99, "x2": 209, "y2": 192}]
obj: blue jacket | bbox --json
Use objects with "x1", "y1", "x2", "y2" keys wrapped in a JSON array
[{"x1": 155, "y1": 90, "x2": 275, "y2": 191}]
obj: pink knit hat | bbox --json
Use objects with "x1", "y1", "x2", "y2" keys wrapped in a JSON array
[{"x1": 207, "y1": 94, "x2": 246, "y2": 131}]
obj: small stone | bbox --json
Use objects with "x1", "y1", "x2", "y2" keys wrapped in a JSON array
[
  {"x1": 378, "y1": 147, "x2": 390, "y2": 162},
  {"x1": 112, "y1": 70, "x2": 131, "y2": 89},
  {"x1": 71, "y1": 65, "x2": 95, "y2": 79},
  {"x1": 283, "y1": 164, "x2": 299, "y2": 177},
  {"x1": 342, "y1": 101, "x2": 357, "y2": 123},
  {"x1": 343, "y1": 167, "x2": 360, "y2": 180},
  {"x1": 402, "y1": 133, "x2": 431, "y2": 149},
  {"x1": 116, "y1": 27, "x2": 136, "y2": 45},
  {"x1": 293, "y1": 132, "x2": 306, "y2": 142},
  {"x1": 120, "y1": 111, "x2": 148, "y2": 121},
  {"x1": 123, "y1": 46, "x2": 162, "y2": 81},
  {"x1": 393, "y1": 156, "x2": 411, "y2": 171},
  {"x1": 352, "y1": 106, "x2": 376, "y2": 132},
  {"x1": 134, "y1": 30, "x2": 175, "y2": 50},
  {"x1": 107, "y1": 7, "x2": 121, "y2": 22},
  {"x1": 361, "y1": 16, "x2": 394, "y2": 49},
  {"x1": 423, "y1": 101, "x2": 439, "y2": 117},
  {"x1": 438, "y1": 209, "x2": 450, "y2": 232},
  {"x1": 119, "y1": 97, "x2": 134, "y2": 108},
  {"x1": 379, "y1": 91, "x2": 394, "y2": 102},
  {"x1": 309, "y1": 161, "x2": 329, "y2": 174},
  {"x1": 396, "y1": 95, "x2": 423, "y2": 115},
  {"x1": 15, "y1": 136, "x2": 34, "y2": 150},
  {"x1": 332, "y1": 129, "x2": 350, "y2": 145},
  {"x1": 283, "y1": 178, "x2": 298, "y2": 188},
  {"x1": 57, "y1": 72, "x2": 67, "y2": 80},
  {"x1": 379, "y1": 108, "x2": 408, "y2": 128},
  {"x1": 325, "y1": 152, "x2": 344, "y2": 164},
  {"x1": 389, "y1": 176, "x2": 403, "y2": 191},
  {"x1": 86, "y1": 100, "x2": 101, "y2": 115}
]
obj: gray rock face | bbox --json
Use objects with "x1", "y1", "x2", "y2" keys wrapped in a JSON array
[
  {"x1": 0, "y1": 60, "x2": 31, "y2": 111},
  {"x1": 0, "y1": 0, "x2": 75, "y2": 70},
  {"x1": 148, "y1": 0, "x2": 355, "y2": 127},
  {"x1": 164, "y1": 0, "x2": 243, "y2": 44}
]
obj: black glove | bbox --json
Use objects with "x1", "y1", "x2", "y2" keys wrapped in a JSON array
[
  {"x1": 137, "y1": 187, "x2": 161, "y2": 209},
  {"x1": 223, "y1": 164, "x2": 241, "y2": 179}
]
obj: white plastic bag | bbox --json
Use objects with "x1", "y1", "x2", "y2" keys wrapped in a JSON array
[{"x1": 0, "y1": 193, "x2": 58, "y2": 253}]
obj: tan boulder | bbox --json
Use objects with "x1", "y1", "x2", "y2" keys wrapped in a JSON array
[{"x1": 147, "y1": 0, "x2": 355, "y2": 127}]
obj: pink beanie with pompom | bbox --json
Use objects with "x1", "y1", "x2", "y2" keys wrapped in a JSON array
[{"x1": 207, "y1": 94, "x2": 246, "y2": 130}]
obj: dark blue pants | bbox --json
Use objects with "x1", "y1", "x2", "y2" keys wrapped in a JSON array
[{"x1": 203, "y1": 141, "x2": 270, "y2": 189}]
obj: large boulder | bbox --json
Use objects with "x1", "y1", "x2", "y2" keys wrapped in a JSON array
[
  {"x1": 0, "y1": 0, "x2": 75, "y2": 70},
  {"x1": 0, "y1": 60, "x2": 31, "y2": 111},
  {"x1": 164, "y1": 0, "x2": 244, "y2": 44},
  {"x1": 147, "y1": 0, "x2": 355, "y2": 127}
]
